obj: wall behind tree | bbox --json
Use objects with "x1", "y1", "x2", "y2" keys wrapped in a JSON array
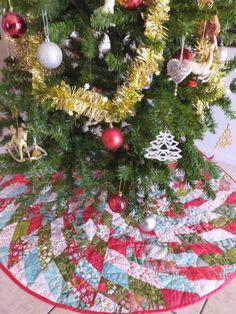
[{"x1": 196, "y1": 47, "x2": 236, "y2": 166}]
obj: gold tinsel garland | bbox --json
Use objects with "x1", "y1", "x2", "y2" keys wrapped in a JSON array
[
  {"x1": 194, "y1": 39, "x2": 213, "y2": 63},
  {"x1": 9, "y1": 34, "x2": 47, "y2": 91},
  {"x1": 197, "y1": 0, "x2": 214, "y2": 9},
  {"x1": 12, "y1": 0, "x2": 170, "y2": 123}
]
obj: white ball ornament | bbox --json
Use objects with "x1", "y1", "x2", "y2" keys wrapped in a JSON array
[
  {"x1": 98, "y1": 34, "x2": 111, "y2": 59},
  {"x1": 141, "y1": 215, "x2": 157, "y2": 232},
  {"x1": 37, "y1": 41, "x2": 63, "y2": 69}
]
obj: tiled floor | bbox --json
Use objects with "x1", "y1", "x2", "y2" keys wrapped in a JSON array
[{"x1": 0, "y1": 162, "x2": 236, "y2": 314}]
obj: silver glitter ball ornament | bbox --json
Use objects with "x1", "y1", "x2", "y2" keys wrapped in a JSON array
[
  {"x1": 37, "y1": 41, "x2": 63, "y2": 69},
  {"x1": 141, "y1": 215, "x2": 157, "y2": 232}
]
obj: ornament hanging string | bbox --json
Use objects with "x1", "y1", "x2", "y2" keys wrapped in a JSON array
[
  {"x1": 42, "y1": 9, "x2": 50, "y2": 42},
  {"x1": 12, "y1": 105, "x2": 19, "y2": 131},
  {"x1": 118, "y1": 177, "x2": 126, "y2": 195},
  {"x1": 119, "y1": 178, "x2": 123, "y2": 194},
  {"x1": 174, "y1": 35, "x2": 186, "y2": 96},
  {"x1": 180, "y1": 36, "x2": 185, "y2": 61},
  {"x1": 202, "y1": 20, "x2": 207, "y2": 40},
  {"x1": 7, "y1": 0, "x2": 13, "y2": 11}
]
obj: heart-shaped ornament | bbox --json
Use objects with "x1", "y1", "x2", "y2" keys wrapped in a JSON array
[{"x1": 167, "y1": 58, "x2": 192, "y2": 84}]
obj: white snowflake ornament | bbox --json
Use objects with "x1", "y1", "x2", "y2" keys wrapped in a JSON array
[
  {"x1": 84, "y1": 83, "x2": 90, "y2": 90},
  {"x1": 144, "y1": 131, "x2": 182, "y2": 162}
]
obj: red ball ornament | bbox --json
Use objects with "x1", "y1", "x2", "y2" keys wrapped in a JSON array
[
  {"x1": 101, "y1": 127, "x2": 124, "y2": 150},
  {"x1": 126, "y1": 0, "x2": 143, "y2": 9},
  {"x1": 108, "y1": 194, "x2": 128, "y2": 213},
  {"x1": 174, "y1": 48, "x2": 193, "y2": 61},
  {"x1": 187, "y1": 79, "x2": 198, "y2": 88},
  {"x1": 2, "y1": 12, "x2": 27, "y2": 38}
]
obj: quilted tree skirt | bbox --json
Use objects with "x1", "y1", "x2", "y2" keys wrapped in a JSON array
[{"x1": 1, "y1": 167, "x2": 236, "y2": 314}]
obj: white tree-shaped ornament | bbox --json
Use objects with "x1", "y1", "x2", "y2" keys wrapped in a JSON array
[{"x1": 144, "y1": 131, "x2": 182, "y2": 162}]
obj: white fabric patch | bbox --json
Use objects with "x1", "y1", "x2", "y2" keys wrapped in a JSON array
[
  {"x1": 105, "y1": 249, "x2": 130, "y2": 273},
  {"x1": 83, "y1": 219, "x2": 97, "y2": 241},
  {"x1": 10, "y1": 260, "x2": 27, "y2": 285},
  {"x1": 29, "y1": 272, "x2": 55, "y2": 300},
  {"x1": 51, "y1": 232, "x2": 67, "y2": 257},
  {"x1": 200, "y1": 191, "x2": 232, "y2": 213},
  {"x1": 194, "y1": 279, "x2": 224, "y2": 297},
  {"x1": 0, "y1": 223, "x2": 17, "y2": 249},
  {"x1": 51, "y1": 217, "x2": 64, "y2": 232},
  {"x1": 202, "y1": 229, "x2": 236, "y2": 242}
]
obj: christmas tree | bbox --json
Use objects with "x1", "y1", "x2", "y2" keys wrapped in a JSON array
[{"x1": 0, "y1": 0, "x2": 236, "y2": 220}]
